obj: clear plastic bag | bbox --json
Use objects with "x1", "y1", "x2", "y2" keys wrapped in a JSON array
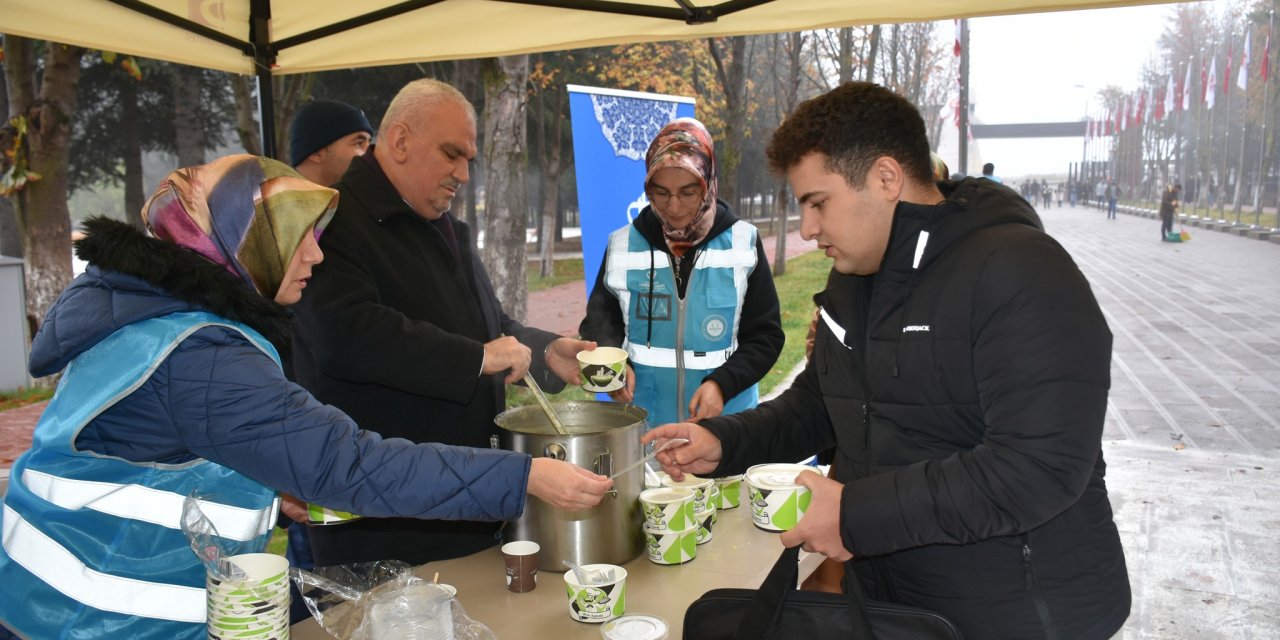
[{"x1": 291, "y1": 561, "x2": 496, "y2": 640}]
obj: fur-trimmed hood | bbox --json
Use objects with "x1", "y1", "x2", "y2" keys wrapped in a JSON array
[{"x1": 29, "y1": 216, "x2": 292, "y2": 377}]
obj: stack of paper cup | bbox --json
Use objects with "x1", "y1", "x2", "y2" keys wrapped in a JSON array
[
  {"x1": 639, "y1": 487, "x2": 697, "y2": 565},
  {"x1": 206, "y1": 553, "x2": 291, "y2": 639}
]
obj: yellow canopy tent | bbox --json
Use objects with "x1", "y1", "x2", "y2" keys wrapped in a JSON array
[{"x1": 0, "y1": 0, "x2": 1172, "y2": 152}]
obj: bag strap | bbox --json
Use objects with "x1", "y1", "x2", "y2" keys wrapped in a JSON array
[{"x1": 733, "y1": 546, "x2": 877, "y2": 640}]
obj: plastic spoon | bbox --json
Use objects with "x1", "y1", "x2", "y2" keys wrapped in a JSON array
[
  {"x1": 609, "y1": 438, "x2": 689, "y2": 480},
  {"x1": 562, "y1": 560, "x2": 590, "y2": 585}
]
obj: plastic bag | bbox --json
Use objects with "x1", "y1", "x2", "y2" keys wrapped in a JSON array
[{"x1": 292, "y1": 561, "x2": 496, "y2": 640}]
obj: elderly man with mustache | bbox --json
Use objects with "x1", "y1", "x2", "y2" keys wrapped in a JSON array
[{"x1": 290, "y1": 78, "x2": 602, "y2": 569}]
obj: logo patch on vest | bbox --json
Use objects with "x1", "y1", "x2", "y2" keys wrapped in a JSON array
[
  {"x1": 901, "y1": 325, "x2": 931, "y2": 333},
  {"x1": 702, "y1": 315, "x2": 728, "y2": 340}
]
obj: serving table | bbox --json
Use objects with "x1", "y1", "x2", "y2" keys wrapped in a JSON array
[{"x1": 290, "y1": 504, "x2": 821, "y2": 639}]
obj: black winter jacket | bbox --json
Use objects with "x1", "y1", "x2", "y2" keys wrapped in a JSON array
[
  {"x1": 290, "y1": 152, "x2": 561, "y2": 565},
  {"x1": 704, "y1": 178, "x2": 1130, "y2": 639}
]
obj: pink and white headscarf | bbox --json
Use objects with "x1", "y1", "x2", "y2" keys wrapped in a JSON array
[{"x1": 644, "y1": 118, "x2": 718, "y2": 256}]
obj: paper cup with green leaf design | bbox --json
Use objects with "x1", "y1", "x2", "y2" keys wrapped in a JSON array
[
  {"x1": 660, "y1": 474, "x2": 714, "y2": 512},
  {"x1": 694, "y1": 506, "x2": 717, "y2": 545},
  {"x1": 577, "y1": 347, "x2": 629, "y2": 393},
  {"x1": 643, "y1": 522, "x2": 698, "y2": 565},
  {"x1": 206, "y1": 553, "x2": 291, "y2": 639},
  {"x1": 564, "y1": 564, "x2": 627, "y2": 623},
  {"x1": 639, "y1": 487, "x2": 694, "y2": 531},
  {"x1": 713, "y1": 474, "x2": 743, "y2": 509},
  {"x1": 744, "y1": 464, "x2": 814, "y2": 532}
]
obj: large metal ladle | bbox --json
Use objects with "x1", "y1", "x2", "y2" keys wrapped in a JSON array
[{"x1": 524, "y1": 372, "x2": 570, "y2": 436}]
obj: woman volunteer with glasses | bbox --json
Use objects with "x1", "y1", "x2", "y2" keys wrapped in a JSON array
[{"x1": 579, "y1": 118, "x2": 783, "y2": 428}]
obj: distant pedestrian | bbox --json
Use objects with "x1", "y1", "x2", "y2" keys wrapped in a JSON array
[
  {"x1": 980, "y1": 162, "x2": 1002, "y2": 184},
  {"x1": 1105, "y1": 179, "x2": 1118, "y2": 219},
  {"x1": 1159, "y1": 183, "x2": 1182, "y2": 241}
]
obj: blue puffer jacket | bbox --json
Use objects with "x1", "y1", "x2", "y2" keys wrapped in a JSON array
[{"x1": 28, "y1": 218, "x2": 531, "y2": 521}]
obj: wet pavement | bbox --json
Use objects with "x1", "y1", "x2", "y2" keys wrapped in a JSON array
[{"x1": 1013, "y1": 201, "x2": 1279, "y2": 638}]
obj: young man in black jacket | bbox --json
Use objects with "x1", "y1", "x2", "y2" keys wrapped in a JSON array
[{"x1": 645, "y1": 82, "x2": 1130, "y2": 639}]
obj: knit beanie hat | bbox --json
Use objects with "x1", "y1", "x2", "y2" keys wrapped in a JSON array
[{"x1": 289, "y1": 100, "x2": 374, "y2": 167}]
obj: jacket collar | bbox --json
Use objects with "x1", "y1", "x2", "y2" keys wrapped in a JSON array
[
  {"x1": 73, "y1": 216, "x2": 293, "y2": 353},
  {"x1": 340, "y1": 148, "x2": 420, "y2": 224}
]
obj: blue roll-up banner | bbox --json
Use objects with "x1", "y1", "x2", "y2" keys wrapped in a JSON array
[{"x1": 567, "y1": 85, "x2": 696, "y2": 298}]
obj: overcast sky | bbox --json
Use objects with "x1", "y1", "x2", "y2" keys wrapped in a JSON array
[{"x1": 948, "y1": 2, "x2": 1191, "y2": 179}]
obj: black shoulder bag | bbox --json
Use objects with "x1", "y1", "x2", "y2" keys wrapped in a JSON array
[{"x1": 684, "y1": 546, "x2": 964, "y2": 640}]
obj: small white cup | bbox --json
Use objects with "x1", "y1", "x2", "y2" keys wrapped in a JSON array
[
  {"x1": 564, "y1": 564, "x2": 627, "y2": 623},
  {"x1": 639, "y1": 487, "x2": 695, "y2": 531},
  {"x1": 661, "y1": 474, "x2": 714, "y2": 512},
  {"x1": 577, "y1": 347, "x2": 629, "y2": 393}
]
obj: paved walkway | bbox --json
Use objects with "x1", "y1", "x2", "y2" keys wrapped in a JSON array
[
  {"x1": 2, "y1": 205, "x2": 1278, "y2": 637},
  {"x1": 1039, "y1": 201, "x2": 1279, "y2": 638}
]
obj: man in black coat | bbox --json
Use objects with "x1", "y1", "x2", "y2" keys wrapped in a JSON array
[
  {"x1": 646, "y1": 82, "x2": 1130, "y2": 639},
  {"x1": 291, "y1": 78, "x2": 606, "y2": 566}
]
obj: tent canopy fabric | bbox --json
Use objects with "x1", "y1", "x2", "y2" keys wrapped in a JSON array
[{"x1": 2, "y1": 0, "x2": 1172, "y2": 76}]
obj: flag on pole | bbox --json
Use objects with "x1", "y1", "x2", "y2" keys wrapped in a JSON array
[
  {"x1": 1159, "y1": 75, "x2": 1172, "y2": 120},
  {"x1": 954, "y1": 20, "x2": 963, "y2": 57},
  {"x1": 1264, "y1": 29, "x2": 1271, "y2": 83},
  {"x1": 1206, "y1": 55, "x2": 1217, "y2": 109},
  {"x1": 1225, "y1": 42, "x2": 1234, "y2": 94},
  {"x1": 1238, "y1": 31, "x2": 1251, "y2": 90},
  {"x1": 1157, "y1": 79, "x2": 1167, "y2": 120},
  {"x1": 1136, "y1": 90, "x2": 1146, "y2": 125},
  {"x1": 1145, "y1": 86, "x2": 1155, "y2": 122},
  {"x1": 1181, "y1": 62, "x2": 1193, "y2": 111}
]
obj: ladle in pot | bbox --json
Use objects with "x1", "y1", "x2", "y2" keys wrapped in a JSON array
[{"x1": 523, "y1": 372, "x2": 570, "y2": 436}]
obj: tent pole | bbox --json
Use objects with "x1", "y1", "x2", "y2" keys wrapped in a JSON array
[{"x1": 250, "y1": 0, "x2": 277, "y2": 159}]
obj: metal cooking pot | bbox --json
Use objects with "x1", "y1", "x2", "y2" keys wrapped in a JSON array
[{"x1": 495, "y1": 401, "x2": 646, "y2": 572}]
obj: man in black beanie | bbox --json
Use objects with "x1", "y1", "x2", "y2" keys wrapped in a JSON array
[{"x1": 289, "y1": 99, "x2": 374, "y2": 186}]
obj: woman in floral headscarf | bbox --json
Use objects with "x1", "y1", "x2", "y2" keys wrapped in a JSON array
[
  {"x1": 0, "y1": 155, "x2": 611, "y2": 640},
  {"x1": 580, "y1": 118, "x2": 783, "y2": 429}
]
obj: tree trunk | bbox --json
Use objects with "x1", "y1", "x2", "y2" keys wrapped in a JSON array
[
  {"x1": 172, "y1": 65, "x2": 205, "y2": 166},
  {"x1": 482, "y1": 55, "x2": 530, "y2": 322},
  {"x1": 455, "y1": 59, "x2": 483, "y2": 241},
  {"x1": 120, "y1": 77, "x2": 145, "y2": 228},
  {"x1": 230, "y1": 75, "x2": 262, "y2": 156},
  {"x1": 865, "y1": 25, "x2": 882, "y2": 83},
  {"x1": 773, "y1": 180, "x2": 789, "y2": 278},
  {"x1": 708, "y1": 37, "x2": 747, "y2": 208},
  {"x1": 838, "y1": 28, "x2": 854, "y2": 84},
  {"x1": 273, "y1": 74, "x2": 312, "y2": 162},
  {"x1": 539, "y1": 87, "x2": 565, "y2": 279},
  {"x1": 3, "y1": 37, "x2": 86, "y2": 341}
]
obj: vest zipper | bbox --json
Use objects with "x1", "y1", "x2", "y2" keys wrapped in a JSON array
[
  {"x1": 674, "y1": 252, "x2": 690, "y2": 423},
  {"x1": 1021, "y1": 534, "x2": 1058, "y2": 639}
]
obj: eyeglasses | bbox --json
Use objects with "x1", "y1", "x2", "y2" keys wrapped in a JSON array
[{"x1": 648, "y1": 188, "x2": 704, "y2": 205}]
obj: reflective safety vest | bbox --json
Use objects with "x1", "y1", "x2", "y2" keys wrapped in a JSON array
[
  {"x1": 0, "y1": 311, "x2": 280, "y2": 639},
  {"x1": 604, "y1": 221, "x2": 760, "y2": 427}
]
